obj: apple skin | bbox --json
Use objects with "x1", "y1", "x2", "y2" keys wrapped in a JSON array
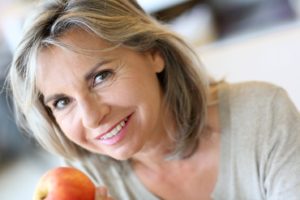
[{"x1": 33, "y1": 167, "x2": 96, "y2": 200}]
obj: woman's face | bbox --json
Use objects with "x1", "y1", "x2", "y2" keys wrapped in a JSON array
[{"x1": 37, "y1": 29, "x2": 166, "y2": 160}]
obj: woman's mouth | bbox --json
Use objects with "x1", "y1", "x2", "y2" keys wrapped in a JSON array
[
  {"x1": 99, "y1": 118, "x2": 128, "y2": 140},
  {"x1": 95, "y1": 115, "x2": 131, "y2": 145}
]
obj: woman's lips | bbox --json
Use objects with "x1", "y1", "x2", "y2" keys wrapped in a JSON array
[
  {"x1": 97, "y1": 118, "x2": 128, "y2": 140},
  {"x1": 95, "y1": 114, "x2": 132, "y2": 145}
]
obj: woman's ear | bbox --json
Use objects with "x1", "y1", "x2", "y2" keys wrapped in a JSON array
[{"x1": 148, "y1": 49, "x2": 165, "y2": 73}]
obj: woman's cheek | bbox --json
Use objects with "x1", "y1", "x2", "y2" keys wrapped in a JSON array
[{"x1": 57, "y1": 114, "x2": 80, "y2": 142}]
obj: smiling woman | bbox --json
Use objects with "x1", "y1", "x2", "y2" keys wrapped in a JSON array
[
  {"x1": 7, "y1": 0, "x2": 300, "y2": 200},
  {"x1": 36, "y1": 28, "x2": 166, "y2": 160},
  {"x1": 10, "y1": 0, "x2": 208, "y2": 162}
]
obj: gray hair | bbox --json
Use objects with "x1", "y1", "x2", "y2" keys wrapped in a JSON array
[{"x1": 8, "y1": 0, "x2": 209, "y2": 160}]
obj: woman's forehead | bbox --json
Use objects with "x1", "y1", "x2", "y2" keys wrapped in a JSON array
[
  {"x1": 47, "y1": 28, "x2": 113, "y2": 52},
  {"x1": 37, "y1": 30, "x2": 115, "y2": 63}
]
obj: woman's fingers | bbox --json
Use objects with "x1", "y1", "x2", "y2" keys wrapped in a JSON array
[{"x1": 95, "y1": 186, "x2": 114, "y2": 200}]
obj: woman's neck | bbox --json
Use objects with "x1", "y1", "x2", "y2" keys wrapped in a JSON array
[{"x1": 130, "y1": 85, "x2": 220, "y2": 172}]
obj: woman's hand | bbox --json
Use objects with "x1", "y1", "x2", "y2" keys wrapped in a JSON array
[{"x1": 95, "y1": 186, "x2": 114, "y2": 200}]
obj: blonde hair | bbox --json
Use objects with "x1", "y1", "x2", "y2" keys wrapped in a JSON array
[{"x1": 8, "y1": 0, "x2": 209, "y2": 160}]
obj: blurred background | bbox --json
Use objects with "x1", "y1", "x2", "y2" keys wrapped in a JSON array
[{"x1": 1, "y1": 0, "x2": 300, "y2": 199}]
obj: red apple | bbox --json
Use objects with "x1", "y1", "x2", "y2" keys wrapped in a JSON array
[{"x1": 33, "y1": 167, "x2": 95, "y2": 200}]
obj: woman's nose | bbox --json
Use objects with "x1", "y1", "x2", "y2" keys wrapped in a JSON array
[{"x1": 78, "y1": 93, "x2": 110, "y2": 129}]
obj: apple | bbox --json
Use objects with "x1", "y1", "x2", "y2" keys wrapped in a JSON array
[{"x1": 33, "y1": 167, "x2": 96, "y2": 200}]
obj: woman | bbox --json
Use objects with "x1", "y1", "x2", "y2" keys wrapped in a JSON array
[{"x1": 8, "y1": 0, "x2": 300, "y2": 199}]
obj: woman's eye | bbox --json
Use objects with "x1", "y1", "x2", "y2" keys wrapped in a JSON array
[
  {"x1": 93, "y1": 70, "x2": 112, "y2": 86},
  {"x1": 53, "y1": 98, "x2": 70, "y2": 110}
]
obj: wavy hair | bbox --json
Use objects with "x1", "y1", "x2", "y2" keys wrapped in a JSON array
[{"x1": 8, "y1": 0, "x2": 209, "y2": 160}]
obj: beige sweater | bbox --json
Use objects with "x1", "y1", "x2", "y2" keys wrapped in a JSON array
[{"x1": 67, "y1": 81, "x2": 300, "y2": 200}]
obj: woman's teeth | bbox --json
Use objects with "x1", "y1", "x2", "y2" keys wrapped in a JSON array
[{"x1": 100, "y1": 119, "x2": 127, "y2": 140}]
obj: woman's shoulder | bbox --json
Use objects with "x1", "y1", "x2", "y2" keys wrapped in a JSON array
[
  {"x1": 216, "y1": 80, "x2": 297, "y2": 135},
  {"x1": 217, "y1": 81, "x2": 286, "y2": 110},
  {"x1": 220, "y1": 81, "x2": 282, "y2": 97},
  {"x1": 213, "y1": 81, "x2": 300, "y2": 199},
  {"x1": 217, "y1": 80, "x2": 300, "y2": 140}
]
